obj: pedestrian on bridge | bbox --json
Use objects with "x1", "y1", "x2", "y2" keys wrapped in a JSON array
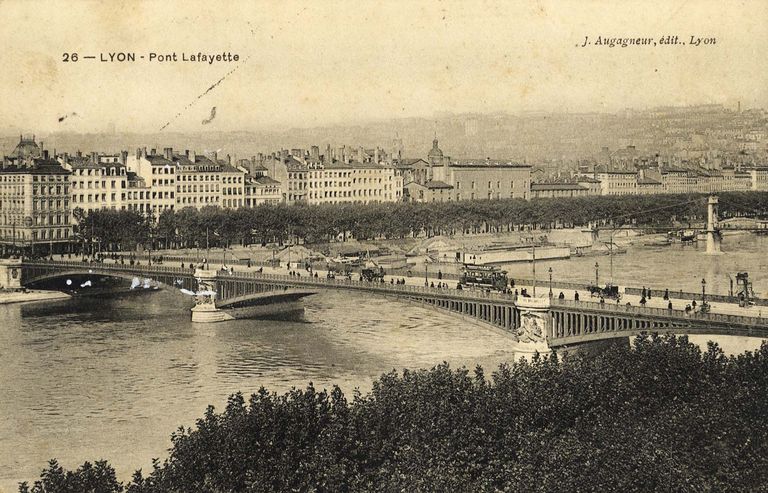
[
  {"x1": 558, "y1": 292, "x2": 565, "y2": 299},
  {"x1": 668, "y1": 301, "x2": 673, "y2": 310},
  {"x1": 574, "y1": 291, "x2": 579, "y2": 301},
  {"x1": 663, "y1": 288, "x2": 669, "y2": 300},
  {"x1": 640, "y1": 296, "x2": 647, "y2": 306}
]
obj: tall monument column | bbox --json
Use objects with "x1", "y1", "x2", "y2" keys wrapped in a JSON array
[{"x1": 705, "y1": 195, "x2": 722, "y2": 255}]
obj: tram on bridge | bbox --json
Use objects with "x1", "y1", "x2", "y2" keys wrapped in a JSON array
[{"x1": 459, "y1": 264, "x2": 509, "y2": 291}]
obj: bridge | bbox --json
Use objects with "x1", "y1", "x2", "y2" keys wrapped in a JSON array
[{"x1": 18, "y1": 260, "x2": 768, "y2": 350}]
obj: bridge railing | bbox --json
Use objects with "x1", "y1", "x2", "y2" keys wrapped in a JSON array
[
  {"x1": 220, "y1": 269, "x2": 518, "y2": 302},
  {"x1": 551, "y1": 298, "x2": 768, "y2": 327},
  {"x1": 22, "y1": 260, "x2": 517, "y2": 303},
  {"x1": 23, "y1": 260, "x2": 195, "y2": 277}
]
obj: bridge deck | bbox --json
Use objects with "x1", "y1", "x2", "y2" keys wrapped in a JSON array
[{"x1": 22, "y1": 261, "x2": 768, "y2": 346}]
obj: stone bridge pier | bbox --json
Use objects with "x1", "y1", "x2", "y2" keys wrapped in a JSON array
[
  {"x1": 0, "y1": 259, "x2": 22, "y2": 290},
  {"x1": 514, "y1": 296, "x2": 551, "y2": 353}
]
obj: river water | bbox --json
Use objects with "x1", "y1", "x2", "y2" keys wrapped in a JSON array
[
  {"x1": 501, "y1": 233, "x2": 768, "y2": 298},
  {"x1": 1, "y1": 233, "x2": 766, "y2": 491}
]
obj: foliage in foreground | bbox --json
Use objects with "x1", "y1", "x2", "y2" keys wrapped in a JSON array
[{"x1": 21, "y1": 335, "x2": 768, "y2": 492}]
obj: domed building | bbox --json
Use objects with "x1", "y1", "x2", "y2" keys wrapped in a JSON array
[
  {"x1": 427, "y1": 137, "x2": 444, "y2": 166},
  {"x1": 10, "y1": 134, "x2": 42, "y2": 160}
]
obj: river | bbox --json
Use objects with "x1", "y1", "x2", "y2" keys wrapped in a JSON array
[
  {"x1": 1, "y1": 233, "x2": 766, "y2": 491},
  {"x1": 501, "y1": 232, "x2": 768, "y2": 297},
  {"x1": 0, "y1": 289, "x2": 523, "y2": 491}
]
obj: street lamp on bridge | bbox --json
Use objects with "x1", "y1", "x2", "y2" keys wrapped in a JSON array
[
  {"x1": 531, "y1": 244, "x2": 536, "y2": 297},
  {"x1": 595, "y1": 262, "x2": 599, "y2": 286},
  {"x1": 548, "y1": 267, "x2": 553, "y2": 298},
  {"x1": 701, "y1": 278, "x2": 707, "y2": 304}
]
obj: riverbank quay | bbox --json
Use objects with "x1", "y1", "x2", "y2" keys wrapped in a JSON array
[{"x1": 0, "y1": 289, "x2": 70, "y2": 304}]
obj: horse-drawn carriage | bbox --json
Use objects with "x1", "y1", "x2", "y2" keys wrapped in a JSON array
[
  {"x1": 586, "y1": 283, "x2": 621, "y2": 301},
  {"x1": 361, "y1": 267, "x2": 386, "y2": 282}
]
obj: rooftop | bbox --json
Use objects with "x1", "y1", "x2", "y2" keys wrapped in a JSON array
[
  {"x1": 423, "y1": 180, "x2": 453, "y2": 189},
  {"x1": 451, "y1": 159, "x2": 531, "y2": 168},
  {"x1": 531, "y1": 183, "x2": 588, "y2": 191}
]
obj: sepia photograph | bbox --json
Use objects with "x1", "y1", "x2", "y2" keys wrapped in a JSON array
[{"x1": 0, "y1": 0, "x2": 767, "y2": 491}]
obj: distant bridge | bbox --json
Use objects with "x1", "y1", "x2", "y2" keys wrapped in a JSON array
[{"x1": 21, "y1": 261, "x2": 768, "y2": 349}]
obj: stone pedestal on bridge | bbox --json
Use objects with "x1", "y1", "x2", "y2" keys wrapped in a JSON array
[
  {"x1": 514, "y1": 296, "x2": 551, "y2": 353},
  {"x1": 191, "y1": 269, "x2": 231, "y2": 323},
  {"x1": 0, "y1": 258, "x2": 22, "y2": 290}
]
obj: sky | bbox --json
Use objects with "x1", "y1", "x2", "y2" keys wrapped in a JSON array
[{"x1": 0, "y1": 0, "x2": 766, "y2": 134}]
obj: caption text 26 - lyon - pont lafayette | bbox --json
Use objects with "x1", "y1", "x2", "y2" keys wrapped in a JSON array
[{"x1": 61, "y1": 51, "x2": 240, "y2": 64}]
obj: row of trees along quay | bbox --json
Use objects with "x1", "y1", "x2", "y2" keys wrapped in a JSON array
[
  {"x1": 69, "y1": 191, "x2": 768, "y2": 252},
  {"x1": 19, "y1": 335, "x2": 768, "y2": 492}
]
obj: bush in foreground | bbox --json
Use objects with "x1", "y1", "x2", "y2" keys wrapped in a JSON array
[{"x1": 21, "y1": 334, "x2": 768, "y2": 492}]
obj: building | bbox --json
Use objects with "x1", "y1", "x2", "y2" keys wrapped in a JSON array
[
  {"x1": 244, "y1": 174, "x2": 281, "y2": 206},
  {"x1": 173, "y1": 150, "x2": 223, "y2": 210},
  {"x1": 307, "y1": 159, "x2": 402, "y2": 205},
  {"x1": 220, "y1": 161, "x2": 246, "y2": 209},
  {"x1": 270, "y1": 146, "x2": 402, "y2": 205},
  {"x1": 60, "y1": 151, "x2": 128, "y2": 215},
  {"x1": 401, "y1": 138, "x2": 531, "y2": 202},
  {"x1": 530, "y1": 182, "x2": 591, "y2": 199},
  {"x1": 404, "y1": 179, "x2": 454, "y2": 202},
  {"x1": 750, "y1": 167, "x2": 768, "y2": 191},
  {"x1": 124, "y1": 171, "x2": 152, "y2": 214},
  {"x1": 126, "y1": 148, "x2": 177, "y2": 217},
  {"x1": 0, "y1": 136, "x2": 71, "y2": 250},
  {"x1": 595, "y1": 170, "x2": 638, "y2": 196}
]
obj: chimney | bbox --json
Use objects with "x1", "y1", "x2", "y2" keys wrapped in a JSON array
[
  {"x1": 280, "y1": 149, "x2": 288, "y2": 160},
  {"x1": 326, "y1": 144, "x2": 332, "y2": 163},
  {"x1": 185, "y1": 149, "x2": 190, "y2": 158},
  {"x1": 43, "y1": 150, "x2": 49, "y2": 160},
  {"x1": 310, "y1": 146, "x2": 320, "y2": 161},
  {"x1": 190, "y1": 150, "x2": 196, "y2": 163},
  {"x1": 226, "y1": 154, "x2": 231, "y2": 164},
  {"x1": 91, "y1": 151, "x2": 98, "y2": 163},
  {"x1": 76, "y1": 150, "x2": 82, "y2": 158},
  {"x1": 164, "y1": 147, "x2": 173, "y2": 160},
  {"x1": 374, "y1": 147, "x2": 380, "y2": 163},
  {"x1": 150, "y1": 148, "x2": 156, "y2": 155},
  {"x1": 120, "y1": 150, "x2": 128, "y2": 165}
]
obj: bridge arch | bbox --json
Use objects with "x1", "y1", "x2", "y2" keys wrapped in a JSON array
[{"x1": 22, "y1": 266, "x2": 196, "y2": 293}]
